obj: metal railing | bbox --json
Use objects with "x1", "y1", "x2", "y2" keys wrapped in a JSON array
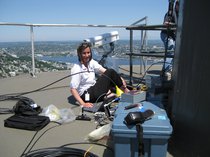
[
  {"x1": 0, "y1": 19, "x2": 148, "y2": 78},
  {"x1": 127, "y1": 17, "x2": 148, "y2": 84},
  {"x1": 0, "y1": 22, "x2": 126, "y2": 77}
]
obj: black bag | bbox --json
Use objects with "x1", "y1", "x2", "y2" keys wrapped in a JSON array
[
  {"x1": 13, "y1": 99, "x2": 42, "y2": 116},
  {"x1": 124, "y1": 109, "x2": 155, "y2": 125},
  {"x1": 4, "y1": 114, "x2": 50, "y2": 131}
]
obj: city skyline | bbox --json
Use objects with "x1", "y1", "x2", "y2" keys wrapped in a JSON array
[{"x1": 0, "y1": 0, "x2": 170, "y2": 42}]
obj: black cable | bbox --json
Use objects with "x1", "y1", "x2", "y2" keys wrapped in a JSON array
[
  {"x1": 0, "y1": 71, "x2": 95, "y2": 115},
  {"x1": 0, "y1": 107, "x2": 14, "y2": 114},
  {"x1": 23, "y1": 141, "x2": 113, "y2": 157},
  {"x1": 94, "y1": 92, "x2": 107, "y2": 103},
  {"x1": 9, "y1": 70, "x2": 116, "y2": 156},
  {"x1": 119, "y1": 66, "x2": 142, "y2": 75},
  {"x1": 0, "y1": 71, "x2": 94, "y2": 100},
  {"x1": 0, "y1": 70, "x2": 119, "y2": 102},
  {"x1": 1, "y1": 62, "x2": 168, "y2": 115},
  {"x1": 0, "y1": 95, "x2": 35, "y2": 103},
  {"x1": 61, "y1": 142, "x2": 114, "y2": 153},
  {"x1": 25, "y1": 122, "x2": 61, "y2": 156},
  {"x1": 20, "y1": 131, "x2": 39, "y2": 157},
  {"x1": 0, "y1": 69, "x2": 124, "y2": 117},
  {"x1": 23, "y1": 147, "x2": 98, "y2": 157},
  {"x1": 136, "y1": 61, "x2": 172, "y2": 88},
  {"x1": 1, "y1": 69, "x2": 117, "y2": 156},
  {"x1": 0, "y1": 96, "x2": 36, "y2": 114},
  {"x1": 20, "y1": 121, "x2": 61, "y2": 157},
  {"x1": 0, "y1": 62, "x2": 171, "y2": 113}
]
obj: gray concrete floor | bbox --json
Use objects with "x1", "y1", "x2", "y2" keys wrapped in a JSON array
[{"x1": 0, "y1": 67, "x2": 174, "y2": 157}]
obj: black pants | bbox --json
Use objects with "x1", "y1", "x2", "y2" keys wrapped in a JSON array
[{"x1": 81, "y1": 69, "x2": 123, "y2": 103}]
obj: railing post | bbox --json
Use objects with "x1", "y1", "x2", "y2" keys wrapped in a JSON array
[
  {"x1": 142, "y1": 17, "x2": 148, "y2": 73},
  {"x1": 128, "y1": 16, "x2": 148, "y2": 81},
  {"x1": 129, "y1": 30, "x2": 133, "y2": 85},
  {"x1": 30, "y1": 26, "x2": 36, "y2": 77},
  {"x1": 140, "y1": 30, "x2": 144, "y2": 74}
]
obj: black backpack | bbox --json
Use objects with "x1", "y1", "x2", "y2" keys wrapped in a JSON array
[
  {"x1": 13, "y1": 99, "x2": 42, "y2": 116},
  {"x1": 4, "y1": 98, "x2": 50, "y2": 131}
]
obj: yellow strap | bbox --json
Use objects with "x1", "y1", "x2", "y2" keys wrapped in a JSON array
[{"x1": 84, "y1": 145, "x2": 93, "y2": 157}]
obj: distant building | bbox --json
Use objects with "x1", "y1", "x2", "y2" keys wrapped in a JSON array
[
  {"x1": 10, "y1": 54, "x2": 18, "y2": 58},
  {"x1": 9, "y1": 71, "x2": 16, "y2": 77},
  {"x1": 36, "y1": 54, "x2": 43, "y2": 57}
]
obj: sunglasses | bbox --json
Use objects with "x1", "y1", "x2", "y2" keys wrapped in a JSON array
[{"x1": 79, "y1": 42, "x2": 92, "y2": 48}]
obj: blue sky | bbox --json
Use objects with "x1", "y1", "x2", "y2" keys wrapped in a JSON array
[{"x1": 0, "y1": 0, "x2": 169, "y2": 42}]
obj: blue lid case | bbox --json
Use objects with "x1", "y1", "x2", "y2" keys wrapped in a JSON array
[{"x1": 112, "y1": 101, "x2": 173, "y2": 137}]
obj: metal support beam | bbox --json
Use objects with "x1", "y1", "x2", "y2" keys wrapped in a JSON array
[
  {"x1": 30, "y1": 26, "x2": 36, "y2": 77},
  {"x1": 129, "y1": 30, "x2": 133, "y2": 85}
]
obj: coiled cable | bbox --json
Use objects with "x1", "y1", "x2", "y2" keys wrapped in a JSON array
[{"x1": 22, "y1": 147, "x2": 98, "y2": 157}]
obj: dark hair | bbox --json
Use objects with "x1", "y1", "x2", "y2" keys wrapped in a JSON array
[{"x1": 77, "y1": 42, "x2": 92, "y2": 62}]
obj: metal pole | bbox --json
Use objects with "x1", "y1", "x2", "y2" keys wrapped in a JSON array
[
  {"x1": 30, "y1": 26, "x2": 35, "y2": 77},
  {"x1": 144, "y1": 17, "x2": 148, "y2": 73},
  {"x1": 139, "y1": 17, "x2": 148, "y2": 75},
  {"x1": 145, "y1": 17, "x2": 148, "y2": 51},
  {"x1": 130, "y1": 16, "x2": 147, "y2": 26},
  {"x1": 129, "y1": 30, "x2": 133, "y2": 85},
  {"x1": 140, "y1": 30, "x2": 144, "y2": 74}
]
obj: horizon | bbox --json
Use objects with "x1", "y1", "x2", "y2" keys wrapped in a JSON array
[
  {"x1": 0, "y1": 0, "x2": 170, "y2": 42},
  {"x1": 0, "y1": 39, "x2": 162, "y2": 44}
]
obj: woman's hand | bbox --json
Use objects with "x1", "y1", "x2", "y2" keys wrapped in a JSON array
[
  {"x1": 70, "y1": 88, "x2": 93, "y2": 108},
  {"x1": 82, "y1": 102, "x2": 93, "y2": 108}
]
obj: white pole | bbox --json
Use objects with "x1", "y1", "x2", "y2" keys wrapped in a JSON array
[
  {"x1": 30, "y1": 26, "x2": 35, "y2": 77},
  {"x1": 144, "y1": 17, "x2": 148, "y2": 73}
]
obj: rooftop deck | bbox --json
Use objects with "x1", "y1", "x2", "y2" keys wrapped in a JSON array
[{"x1": 0, "y1": 65, "x2": 175, "y2": 157}]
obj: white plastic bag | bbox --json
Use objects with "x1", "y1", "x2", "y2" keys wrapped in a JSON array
[
  {"x1": 41, "y1": 104, "x2": 76, "y2": 124},
  {"x1": 59, "y1": 108, "x2": 76, "y2": 123},
  {"x1": 86, "y1": 122, "x2": 112, "y2": 141}
]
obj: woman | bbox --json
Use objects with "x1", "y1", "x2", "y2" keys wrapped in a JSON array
[{"x1": 70, "y1": 42, "x2": 129, "y2": 108}]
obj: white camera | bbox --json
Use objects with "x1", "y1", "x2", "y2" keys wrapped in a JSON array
[{"x1": 84, "y1": 31, "x2": 119, "y2": 47}]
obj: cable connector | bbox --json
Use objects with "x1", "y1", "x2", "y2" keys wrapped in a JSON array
[{"x1": 76, "y1": 107, "x2": 91, "y2": 121}]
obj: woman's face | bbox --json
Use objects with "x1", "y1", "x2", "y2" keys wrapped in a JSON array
[{"x1": 81, "y1": 47, "x2": 91, "y2": 64}]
